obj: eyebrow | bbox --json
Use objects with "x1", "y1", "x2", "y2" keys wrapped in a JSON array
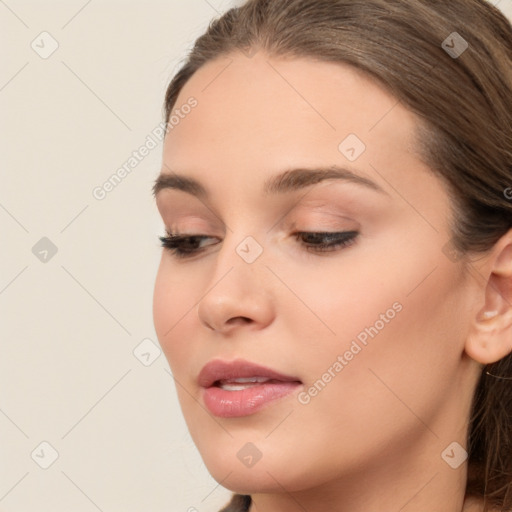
[{"x1": 152, "y1": 165, "x2": 387, "y2": 199}]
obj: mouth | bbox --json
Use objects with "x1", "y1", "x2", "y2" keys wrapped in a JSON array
[{"x1": 198, "y1": 359, "x2": 302, "y2": 418}]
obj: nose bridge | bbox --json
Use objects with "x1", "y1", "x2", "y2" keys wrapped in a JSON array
[{"x1": 211, "y1": 229, "x2": 268, "y2": 291}]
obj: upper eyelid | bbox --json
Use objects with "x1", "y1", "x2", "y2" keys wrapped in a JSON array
[
  {"x1": 162, "y1": 215, "x2": 359, "y2": 236},
  {"x1": 155, "y1": 185, "x2": 385, "y2": 235},
  {"x1": 158, "y1": 201, "x2": 360, "y2": 226}
]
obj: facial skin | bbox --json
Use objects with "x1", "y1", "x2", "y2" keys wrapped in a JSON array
[{"x1": 153, "y1": 51, "x2": 511, "y2": 512}]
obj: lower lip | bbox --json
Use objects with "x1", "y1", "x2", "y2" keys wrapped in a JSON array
[{"x1": 202, "y1": 382, "x2": 301, "y2": 418}]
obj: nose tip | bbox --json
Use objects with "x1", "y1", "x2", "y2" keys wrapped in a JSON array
[{"x1": 197, "y1": 270, "x2": 274, "y2": 333}]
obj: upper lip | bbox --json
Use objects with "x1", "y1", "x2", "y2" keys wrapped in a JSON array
[{"x1": 198, "y1": 359, "x2": 302, "y2": 388}]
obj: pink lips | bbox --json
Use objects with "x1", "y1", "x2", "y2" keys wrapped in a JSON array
[{"x1": 198, "y1": 359, "x2": 302, "y2": 418}]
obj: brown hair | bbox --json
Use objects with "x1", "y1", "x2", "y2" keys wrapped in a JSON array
[{"x1": 162, "y1": 1, "x2": 512, "y2": 510}]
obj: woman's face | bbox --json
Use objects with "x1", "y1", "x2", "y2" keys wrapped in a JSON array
[{"x1": 153, "y1": 53, "x2": 481, "y2": 496}]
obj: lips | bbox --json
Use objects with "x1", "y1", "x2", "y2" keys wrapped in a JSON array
[
  {"x1": 198, "y1": 359, "x2": 302, "y2": 418},
  {"x1": 198, "y1": 359, "x2": 301, "y2": 388}
]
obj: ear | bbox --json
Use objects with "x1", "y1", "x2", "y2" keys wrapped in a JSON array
[{"x1": 465, "y1": 229, "x2": 512, "y2": 365}]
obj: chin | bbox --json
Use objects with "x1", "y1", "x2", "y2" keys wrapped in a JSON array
[{"x1": 197, "y1": 440, "x2": 321, "y2": 494}]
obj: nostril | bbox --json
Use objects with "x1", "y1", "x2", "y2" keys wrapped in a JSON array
[{"x1": 227, "y1": 316, "x2": 252, "y2": 325}]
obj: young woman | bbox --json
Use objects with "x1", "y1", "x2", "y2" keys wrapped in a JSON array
[{"x1": 152, "y1": 1, "x2": 512, "y2": 511}]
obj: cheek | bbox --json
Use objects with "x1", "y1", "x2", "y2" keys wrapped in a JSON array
[
  {"x1": 153, "y1": 259, "x2": 199, "y2": 372},
  {"x1": 305, "y1": 247, "x2": 468, "y2": 426},
  {"x1": 289, "y1": 229, "x2": 468, "y2": 411}
]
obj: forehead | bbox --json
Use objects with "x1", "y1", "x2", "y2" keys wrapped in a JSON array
[{"x1": 162, "y1": 52, "x2": 423, "y2": 193}]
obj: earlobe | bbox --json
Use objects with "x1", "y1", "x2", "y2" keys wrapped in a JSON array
[
  {"x1": 465, "y1": 308, "x2": 512, "y2": 365},
  {"x1": 465, "y1": 230, "x2": 512, "y2": 365}
]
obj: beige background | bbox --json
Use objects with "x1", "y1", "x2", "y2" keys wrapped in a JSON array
[{"x1": 2, "y1": 1, "x2": 511, "y2": 511}]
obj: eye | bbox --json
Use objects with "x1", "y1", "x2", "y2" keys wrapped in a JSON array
[
  {"x1": 294, "y1": 231, "x2": 359, "y2": 253},
  {"x1": 158, "y1": 231, "x2": 359, "y2": 259},
  {"x1": 158, "y1": 233, "x2": 219, "y2": 259}
]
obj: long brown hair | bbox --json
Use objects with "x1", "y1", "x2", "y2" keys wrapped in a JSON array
[{"x1": 162, "y1": 1, "x2": 512, "y2": 510}]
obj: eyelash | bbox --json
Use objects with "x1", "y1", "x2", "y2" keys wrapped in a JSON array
[{"x1": 158, "y1": 230, "x2": 359, "y2": 259}]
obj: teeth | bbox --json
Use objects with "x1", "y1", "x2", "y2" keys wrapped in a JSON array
[
  {"x1": 217, "y1": 377, "x2": 272, "y2": 391},
  {"x1": 228, "y1": 377, "x2": 270, "y2": 383},
  {"x1": 220, "y1": 383, "x2": 256, "y2": 391}
]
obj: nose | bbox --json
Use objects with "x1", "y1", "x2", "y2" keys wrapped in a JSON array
[{"x1": 197, "y1": 236, "x2": 275, "y2": 334}]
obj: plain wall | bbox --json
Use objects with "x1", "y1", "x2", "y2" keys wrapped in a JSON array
[{"x1": 2, "y1": 1, "x2": 511, "y2": 511}]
